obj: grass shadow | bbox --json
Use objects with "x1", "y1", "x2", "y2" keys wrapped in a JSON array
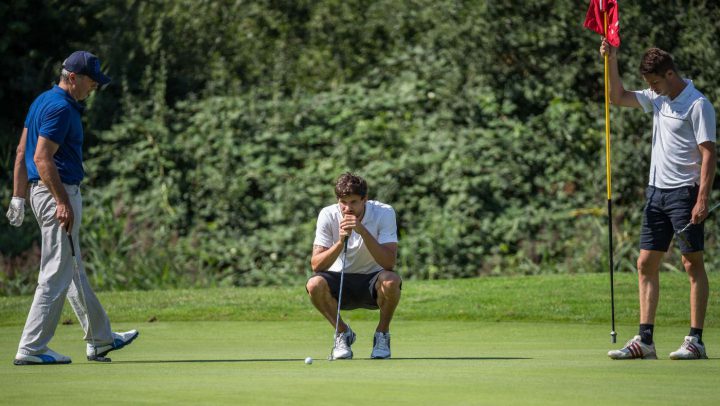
[
  {"x1": 113, "y1": 359, "x2": 302, "y2": 364},
  {"x1": 388, "y1": 357, "x2": 531, "y2": 360},
  {"x1": 112, "y1": 356, "x2": 531, "y2": 364}
]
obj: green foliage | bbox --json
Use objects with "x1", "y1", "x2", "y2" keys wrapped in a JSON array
[{"x1": 2, "y1": 1, "x2": 720, "y2": 292}]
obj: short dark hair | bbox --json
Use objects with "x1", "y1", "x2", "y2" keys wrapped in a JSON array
[
  {"x1": 639, "y1": 48, "x2": 677, "y2": 76},
  {"x1": 334, "y1": 172, "x2": 368, "y2": 199}
]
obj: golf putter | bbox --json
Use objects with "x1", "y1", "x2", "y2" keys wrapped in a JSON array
[
  {"x1": 675, "y1": 202, "x2": 720, "y2": 247},
  {"x1": 67, "y1": 233, "x2": 110, "y2": 362},
  {"x1": 328, "y1": 238, "x2": 350, "y2": 361}
]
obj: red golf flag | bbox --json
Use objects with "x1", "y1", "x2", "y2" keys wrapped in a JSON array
[{"x1": 584, "y1": 0, "x2": 620, "y2": 47}]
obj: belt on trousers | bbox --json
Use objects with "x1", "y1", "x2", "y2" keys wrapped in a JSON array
[{"x1": 29, "y1": 180, "x2": 80, "y2": 186}]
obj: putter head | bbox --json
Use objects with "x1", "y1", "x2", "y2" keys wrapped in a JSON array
[
  {"x1": 87, "y1": 355, "x2": 111, "y2": 362},
  {"x1": 610, "y1": 330, "x2": 617, "y2": 343}
]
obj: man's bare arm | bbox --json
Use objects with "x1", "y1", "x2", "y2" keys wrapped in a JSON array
[
  {"x1": 358, "y1": 232, "x2": 397, "y2": 271},
  {"x1": 693, "y1": 141, "x2": 717, "y2": 224},
  {"x1": 12, "y1": 128, "x2": 29, "y2": 198},
  {"x1": 310, "y1": 241, "x2": 346, "y2": 273},
  {"x1": 600, "y1": 39, "x2": 641, "y2": 108},
  {"x1": 34, "y1": 136, "x2": 73, "y2": 231}
]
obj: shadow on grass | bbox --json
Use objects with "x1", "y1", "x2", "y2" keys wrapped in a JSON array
[
  {"x1": 113, "y1": 356, "x2": 531, "y2": 364},
  {"x1": 390, "y1": 357, "x2": 530, "y2": 360}
]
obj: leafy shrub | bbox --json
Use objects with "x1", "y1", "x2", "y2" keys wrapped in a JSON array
[{"x1": 2, "y1": 1, "x2": 720, "y2": 293}]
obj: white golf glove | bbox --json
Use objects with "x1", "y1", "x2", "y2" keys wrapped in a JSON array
[{"x1": 6, "y1": 197, "x2": 25, "y2": 227}]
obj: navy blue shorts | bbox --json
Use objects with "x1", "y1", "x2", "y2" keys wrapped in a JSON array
[
  {"x1": 640, "y1": 185, "x2": 704, "y2": 253},
  {"x1": 308, "y1": 271, "x2": 402, "y2": 310}
]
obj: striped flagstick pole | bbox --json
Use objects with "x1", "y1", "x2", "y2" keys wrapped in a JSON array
[{"x1": 602, "y1": 0, "x2": 617, "y2": 344}]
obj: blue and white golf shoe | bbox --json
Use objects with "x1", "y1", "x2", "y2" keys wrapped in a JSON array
[
  {"x1": 87, "y1": 330, "x2": 139, "y2": 361},
  {"x1": 14, "y1": 348, "x2": 72, "y2": 365}
]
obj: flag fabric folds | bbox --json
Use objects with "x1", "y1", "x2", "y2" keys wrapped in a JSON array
[{"x1": 584, "y1": 0, "x2": 620, "y2": 47}]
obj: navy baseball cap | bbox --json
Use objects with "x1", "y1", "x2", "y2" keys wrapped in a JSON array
[{"x1": 62, "y1": 51, "x2": 111, "y2": 88}]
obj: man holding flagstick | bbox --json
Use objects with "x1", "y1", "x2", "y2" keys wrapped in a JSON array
[{"x1": 600, "y1": 39, "x2": 716, "y2": 360}]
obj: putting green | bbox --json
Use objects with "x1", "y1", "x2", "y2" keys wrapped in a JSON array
[{"x1": 1, "y1": 320, "x2": 717, "y2": 405}]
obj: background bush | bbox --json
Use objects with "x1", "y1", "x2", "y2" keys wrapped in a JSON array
[{"x1": 2, "y1": 0, "x2": 719, "y2": 294}]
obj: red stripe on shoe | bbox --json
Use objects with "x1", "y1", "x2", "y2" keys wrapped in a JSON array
[{"x1": 629, "y1": 342, "x2": 640, "y2": 358}]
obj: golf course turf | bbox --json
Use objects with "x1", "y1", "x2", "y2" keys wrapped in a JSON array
[{"x1": 1, "y1": 273, "x2": 718, "y2": 405}]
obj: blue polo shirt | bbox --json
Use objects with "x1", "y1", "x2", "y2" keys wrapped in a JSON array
[{"x1": 24, "y1": 85, "x2": 85, "y2": 185}]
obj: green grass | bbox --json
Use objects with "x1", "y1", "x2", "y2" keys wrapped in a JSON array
[
  {"x1": 2, "y1": 272, "x2": 718, "y2": 326},
  {"x1": 1, "y1": 273, "x2": 719, "y2": 405}
]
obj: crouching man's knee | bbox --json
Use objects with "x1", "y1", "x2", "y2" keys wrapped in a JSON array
[
  {"x1": 306, "y1": 275, "x2": 329, "y2": 297},
  {"x1": 377, "y1": 271, "x2": 402, "y2": 294}
]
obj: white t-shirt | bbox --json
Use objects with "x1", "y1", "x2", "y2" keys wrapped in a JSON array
[
  {"x1": 314, "y1": 200, "x2": 398, "y2": 274},
  {"x1": 633, "y1": 79, "x2": 716, "y2": 188}
]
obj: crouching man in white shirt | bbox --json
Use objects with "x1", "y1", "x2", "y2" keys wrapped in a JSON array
[{"x1": 307, "y1": 173, "x2": 401, "y2": 360}]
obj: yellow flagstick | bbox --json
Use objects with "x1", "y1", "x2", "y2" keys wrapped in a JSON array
[{"x1": 603, "y1": 3, "x2": 617, "y2": 344}]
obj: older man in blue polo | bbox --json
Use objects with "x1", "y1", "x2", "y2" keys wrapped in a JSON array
[{"x1": 6, "y1": 51, "x2": 138, "y2": 365}]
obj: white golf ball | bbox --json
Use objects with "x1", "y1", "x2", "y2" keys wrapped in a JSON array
[{"x1": 304, "y1": 357, "x2": 313, "y2": 365}]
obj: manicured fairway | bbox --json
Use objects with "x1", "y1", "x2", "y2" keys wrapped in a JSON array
[
  {"x1": 2, "y1": 322, "x2": 719, "y2": 405},
  {"x1": 1, "y1": 273, "x2": 718, "y2": 405}
]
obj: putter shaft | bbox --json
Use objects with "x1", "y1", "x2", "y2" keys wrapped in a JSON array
[
  {"x1": 677, "y1": 201, "x2": 720, "y2": 234},
  {"x1": 329, "y1": 238, "x2": 349, "y2": 361},
  {"x1": 67, "y1": 233, "x2": 101, "y2": 362}
]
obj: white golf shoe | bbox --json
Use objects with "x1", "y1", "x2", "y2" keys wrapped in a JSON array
[
  {"x1": 669, "y1": 336, "x2": 707, "y2": 360},
  {"x1": 87, "y1": 330, "x2": 139, "y2": 360},
  {"x1": 608, "y1": 335, "x2": 657, "y2": 360},
  {"x1": 331, "y1": 327, "x2": 356, "y2": 360},
  {"x1": 14, "y1": 348, "x2": 72, "y2": 365},
  {"x1": 371, "y1": 332, "x2": 391, "y2": 359}
]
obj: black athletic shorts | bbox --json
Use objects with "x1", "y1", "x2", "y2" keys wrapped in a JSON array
[
  {"x1": 640, "y1": 185, "x2": 704, "y2": 253},
  {"x1": 308, "y1": 270, "x2": 402, "y2": 310}
]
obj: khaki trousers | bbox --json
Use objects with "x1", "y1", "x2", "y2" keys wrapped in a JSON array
[{"x1": 17, "y1": 183, "x2": 113, "y2": 355}]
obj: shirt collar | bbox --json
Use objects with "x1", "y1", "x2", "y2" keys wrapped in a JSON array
[
  {"x1": 671, "y1": 79, "x2": 695, "y2": 103},
  {"x1": 52, "y1": 85, "x2": 86, "y2": 114}
]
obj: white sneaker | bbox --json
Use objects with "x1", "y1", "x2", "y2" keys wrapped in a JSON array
[
  {"x1": 14, "y1": 348, "x2": 72, "y2": 365},
  {"x1": 331, "y1": 326, "x2": 356, "y2": 360},
  {"x1": 87, "y1": 330, "x2": 139, "y2": 360},
  {"x1": 371, "y1": 332, "x2": 391, "y2": 359},
  {"x1": 669, "y1": 336, "x2": 707, "y2": 360},
  {"x1": 608, "y1": 335, "x2": 657, "y2": 360}
]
